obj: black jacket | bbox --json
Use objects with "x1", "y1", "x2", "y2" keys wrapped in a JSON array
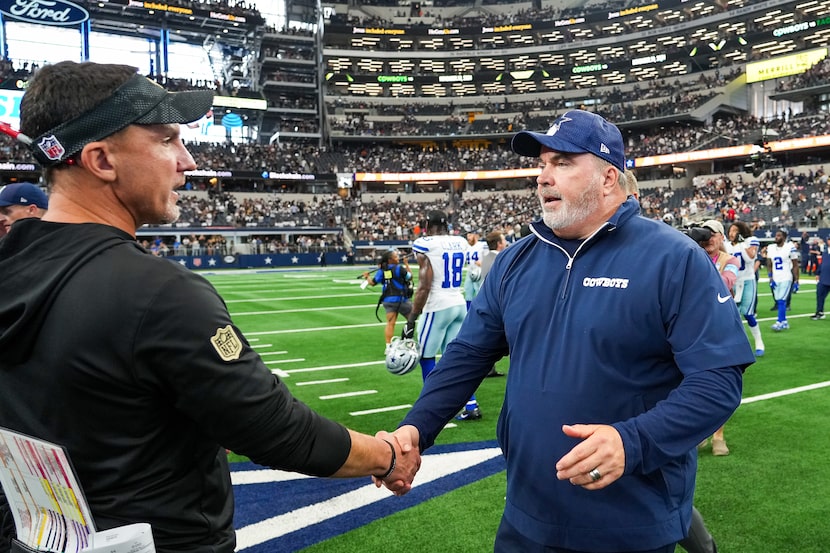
[{"x1": 0, "y1": 220, "x2": 351, "y2": 553}]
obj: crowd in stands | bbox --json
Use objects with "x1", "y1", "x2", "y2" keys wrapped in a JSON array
[
  {"x1": 637, "y1": 166, "x2": 830, "y2": 233},
  {"x1": 340, "y1": 0, "x2": 738, "y2": 34},
  {"x1": 150, "y1": 0, "x2": 261, "y2": 18},
  {"x1": 3, "y1": 106, "x2": 830, "y2": 177},
  {"x1": 328, "y1": 71, "x2": 740, "y2": 137},
  {"x1": 133, "y1": 161, "x2": 830, "y2": 257},
  {"x1": 776, "y1": 57, "x2": 830, "y2": 92}
]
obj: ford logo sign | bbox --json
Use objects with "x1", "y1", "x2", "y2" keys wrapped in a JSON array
[{"x1": 0, "y1": 0, "x2": 89, "y2": 26}]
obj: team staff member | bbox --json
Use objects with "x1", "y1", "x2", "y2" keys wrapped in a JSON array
[
  {"x1": 479, "y1": 230, "x2": 507, "y2": 282},
  {"x1": 479, "y1": 230, "x2": 508, "y2": 378},
  {"x1": 384, "y1": 110, "x2": 754, "y2": 552},
  {"x1": 363, "y1": 249, "x2": 413, "y2": 351},
  {"x1": 0, "y1": 61, "x2": 419, "y2": 553},
  {"x1": 0, "y1": 182, "x2": 49, "y2": 234},
  {"x1": 813, "y1": 241, "x2": 830, "y2": 320},
  {"x1": 695, "y1": 219, "x2": 741, "y2": 457}
]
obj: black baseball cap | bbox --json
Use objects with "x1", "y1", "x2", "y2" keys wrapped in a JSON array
[
  {"x1": 28, "y1": 73, "x2": 214, "y2": 166},
  {"x1": 426, "y1": 210, "x2": 448, "y2": 227}
]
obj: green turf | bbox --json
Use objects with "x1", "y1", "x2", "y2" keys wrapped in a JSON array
[{"x1": 208, "y1": 267, "x2": 829, "y2": 552}]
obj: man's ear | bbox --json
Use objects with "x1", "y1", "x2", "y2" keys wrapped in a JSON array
[
  {"x1": 602, "y1": 166, "x2": 621, "y2": 195},
  {"x1": 78, "y1": 141, "x2": 117, "y2": 182}
]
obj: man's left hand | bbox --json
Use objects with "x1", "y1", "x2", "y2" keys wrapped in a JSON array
[{"x1": 554, "y1": 424, "x2": 625, "y2": 490}]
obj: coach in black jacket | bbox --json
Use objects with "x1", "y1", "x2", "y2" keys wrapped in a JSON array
[{"x1": 0, "y1": 61, "x2": 419, "y2": 553}]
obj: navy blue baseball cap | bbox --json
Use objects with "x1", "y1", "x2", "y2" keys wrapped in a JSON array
[
  {"x1": 0, "y1": 182, "x2": 48, "y2": 209},
  {"x1": 511, "y1": 110, "x2": 626, "y2": 172}
]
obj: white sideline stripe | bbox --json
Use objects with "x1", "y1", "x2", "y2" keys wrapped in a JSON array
[
  {"x1": 320, "y1": 390, "x2": 377, "y2": 400},
  {"x1": 231, "y1": 469, "x2": 311, "y2": 485},
  {"x1": 748, "y1": 312, "x2": 814, "y2": 325},
  {"x1": 296, "y1": 378, "x2": 349, "y2": 386},
  {"x1": 231, "y1": 304, "x2": 374, "y2": 316},
  {"x1": 247, "y1": 323, "x2": 385, "y2": 336},
  {"x1": 224, "y1": 293, "x2": 366, "y2": 303},
  {"x1": 234, "y1": 448, "x2": 503, "y2": 550},
  {"x1": 286, "y1": 360, "x2": 386, "y2": 373},
  {"x1": 269, "y1": 369, "x2": 290, "y2": 378},
  {"x1": 742, "y1": 380, "x2": 830, "y2": 404},
  {"x1": 350, "y1": 404, "x2": 412, "y2": 416},
  {"x1": 257, "y1": 351, "x2": 288, "y2": 356},
  {"x1": 223, "y1": 289, "x2": 364, "y2": 296},
  {"x1": 331, "y1": 279, "x2": 366, "y2": 284},
  {"x1": 250, "y1": 343, "x2": 272, "y2": 349},
  {"x1": 264, "y1": 358, "x2": 305, "y2": 365}
]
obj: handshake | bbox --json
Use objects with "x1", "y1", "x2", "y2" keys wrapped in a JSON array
[{"x1": 371, "y1": 427, "x2": 422, "y2": 496}]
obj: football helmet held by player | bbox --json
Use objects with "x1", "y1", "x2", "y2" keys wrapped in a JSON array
[{"x1": 385, "y1": 337, "x2": 420, "y2": 375}]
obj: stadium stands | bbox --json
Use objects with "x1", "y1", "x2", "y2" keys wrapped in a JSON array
[{"x1": 1, "y1": 0, "x2": 830, "y2": 261}]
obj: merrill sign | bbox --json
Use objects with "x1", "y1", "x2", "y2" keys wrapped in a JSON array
[{"x1": 0, "y1": 0, "x2": 89, "y2": 25}]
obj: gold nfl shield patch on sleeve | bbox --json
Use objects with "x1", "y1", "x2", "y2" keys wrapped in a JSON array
[{"x1": 210, "y1": 325, "x2": 243, "y2": 361}]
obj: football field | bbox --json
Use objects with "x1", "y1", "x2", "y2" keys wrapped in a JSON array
[{"x1": 204, "y1": 266, "x2": 830, "y2": 552}]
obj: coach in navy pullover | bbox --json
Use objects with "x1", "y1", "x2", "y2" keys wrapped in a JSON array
[{"x1": 391, "y1": 111, "x2": 754, "y2": 552}]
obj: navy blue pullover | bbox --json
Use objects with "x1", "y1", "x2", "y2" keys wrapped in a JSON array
[{"x1": 401, "y1": 198, "x2": 754, "y2": 551}]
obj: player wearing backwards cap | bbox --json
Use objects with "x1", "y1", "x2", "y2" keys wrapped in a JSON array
[
  {"x1": 766, "y1": 229, "x2": 799, "y2": 331},
  {"x1": 0, "y1": 62, "x2": 419, "y2": 553},
  {"x1": 726, "y1": 221, "x2": 764, "y2": 356},
  {"x1": 383, "y1": 110, "x2": 753, "y2": 552},
  {"x1": 0, "y1": 182, "x2": 48, "y2": 235},
  {"x1": 404, "y1": 210, "x2": 483, "y2": 420}
]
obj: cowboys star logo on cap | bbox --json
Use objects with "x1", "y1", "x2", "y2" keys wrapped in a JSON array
[
  {"x1": 545, "y1": 116, "x2": 572, "y2": 137},
  {"x1": 37, "y1": 135, "x2": 66, "y2": 162}
]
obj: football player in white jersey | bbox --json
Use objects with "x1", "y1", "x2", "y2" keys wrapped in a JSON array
[
  {"x1": 726, "y1": 222, "x2": 764, "y2": 356},
  {"x1": 462, "y1": 232, "x2": 487, "y2": 309},
  {"x1": 405, "y1": 210, "x2": 482, "y2": 420},
  {"x1": 766, "y1": 229, "x2": 800, "y2": 331}
]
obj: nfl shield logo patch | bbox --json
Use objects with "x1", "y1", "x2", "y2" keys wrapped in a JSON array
[
  {"x1": 37, "y1": 135, "x2": 66, "y2": 161},
  {"x1": 210, "y1": 325, "x2": 243, "y2": 361}
]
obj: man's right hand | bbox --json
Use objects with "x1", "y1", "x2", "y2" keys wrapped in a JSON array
[
  {"x1": 770, "y1": 279, "x2": 776, "y2": 291},
  {"x1": 374, "y1": 427, "x2": 421, "y2": 495}
]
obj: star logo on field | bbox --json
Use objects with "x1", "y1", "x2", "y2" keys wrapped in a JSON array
[{"x1": 264, "y1": 257, "x2": 273, "y2": 265}]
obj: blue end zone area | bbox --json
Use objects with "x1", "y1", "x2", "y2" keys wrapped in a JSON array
[{"x1": 232, "y1": 440, "x2": 505, "y2": 552}]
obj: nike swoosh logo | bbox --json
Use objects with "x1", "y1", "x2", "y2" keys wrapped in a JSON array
[{"x1": 717, "y1": 294, "x2": 731, "y2": 303}]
